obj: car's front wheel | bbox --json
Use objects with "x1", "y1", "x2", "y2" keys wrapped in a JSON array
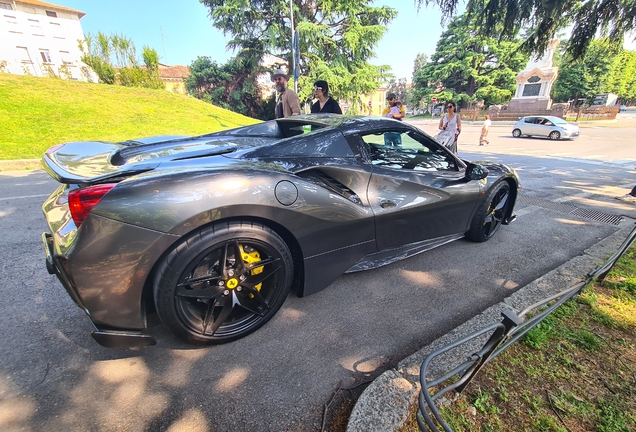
[
  {"x1": 549, "y1": 131, "x2": 561, "y2": 140},
  {"x1": 512, "y1": 129, "x2": 522, "y2": 138},
  {"x1": 154, "y1": 221, "x2": 293, "y2": 345},
  {"x1": 466, "y1": 181, "x2": 511, "y2": 242}
]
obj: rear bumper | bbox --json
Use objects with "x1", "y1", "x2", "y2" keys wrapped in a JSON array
[
  {"x1": 42, "y1": 231, "x2": 157, "y2": 348},
  {"x1": 42, "y1": 232, "x2": 84, "y2": 308}
]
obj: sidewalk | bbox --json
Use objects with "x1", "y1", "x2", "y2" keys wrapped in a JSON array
[
  {"x1": 0, "y1": 159, "x2": 41, "y2": 171},
  {"x1": 406, "y1": 117, "x2": 620, "y2": 127},
  {"x1": 346, "y1": 223, "x2": 635, "y2": 432}
]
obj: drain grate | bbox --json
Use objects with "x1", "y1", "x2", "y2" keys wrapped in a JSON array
[{"x1": 518, "y1": 196, "x2": 624, "y2": 226}]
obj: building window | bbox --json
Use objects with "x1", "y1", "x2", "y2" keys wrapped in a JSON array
[
  {"x1": 29, "y1": 19, "x2": 44, "y2": 36},
  {"x1": 46, "y1": 10, "x2": 57, "y2": 17},
  {"x1": 50, "y1": 22, "x2": 64, "y2": 38},
  {"x1": 5, "y1": 14, "x2": 19, "y2": 27},
  {"x1": 0, "y1": 2, "x2": 12, "y2": 10},
  {"x1": 59, "y1": 51, "x2": 72, "y2": 64},
  {"x1": 17, "y1": 47, "x2": 32, "y2": 63},
  {"x1": 39, "y1": 49, "x2": 52, "y2": 63}
]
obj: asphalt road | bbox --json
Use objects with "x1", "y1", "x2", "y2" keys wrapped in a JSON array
[{"x1": 1, "y1": 120, "x2": 635, "y2": 431}]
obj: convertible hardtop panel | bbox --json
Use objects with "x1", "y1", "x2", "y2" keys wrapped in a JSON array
[{"x1": 40, "y1": 115, "x2": 393, "y2": 184}]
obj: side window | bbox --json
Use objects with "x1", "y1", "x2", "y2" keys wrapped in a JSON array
[
  {"x1": 360, "y1": 130, "x2": 457, "y2": 172},
  {"x1": 524, "y1": 117, "x2": 536, "y2": 124},
  {"x1": 279, "y1": 122, "x2": 325, "y2": 137}
]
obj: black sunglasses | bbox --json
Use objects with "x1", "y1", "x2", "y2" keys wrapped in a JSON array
[{"x1": 447, "y1": 105, "x2": 454, "y2": 108}]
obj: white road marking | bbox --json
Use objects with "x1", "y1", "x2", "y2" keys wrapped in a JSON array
[{"x1": 1, "y1": 193, "x2": 50, "y2": 201}]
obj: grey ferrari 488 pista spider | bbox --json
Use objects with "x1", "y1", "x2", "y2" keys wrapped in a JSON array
[{"x1": 41, "y1": 114, "x2": 520, "y2": 347}]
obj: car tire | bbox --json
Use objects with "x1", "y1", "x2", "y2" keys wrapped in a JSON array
[
  {"x1": 466, "y1": 181, "x2": 511, "y2": 242},
  {"x1": 512, "y1": 129, "x2": 521, "y2": 138},
  {"x1": 549, "y1": 131, "x2": 561, "y2": 140},
  {"x1": 154, "y1": 221, "x2": 293, "y2": 345}
]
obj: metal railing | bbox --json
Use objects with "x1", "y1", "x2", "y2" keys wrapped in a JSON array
[{"x1": 417, "y1": 224, "x2": 636, "y2": 432}]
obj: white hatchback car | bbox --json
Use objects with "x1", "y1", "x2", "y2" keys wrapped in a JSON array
[{"x1": 512, "y1": 116, "x2": 580, "y2": 140}]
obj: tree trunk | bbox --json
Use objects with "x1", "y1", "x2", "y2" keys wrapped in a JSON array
[{"x1": 467, "y1": 76, "x2": 475, "y2": 97}]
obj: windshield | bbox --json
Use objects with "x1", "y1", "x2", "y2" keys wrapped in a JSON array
[{"x1": 551, "y1": 118, "x2": 568, "y2": 124}]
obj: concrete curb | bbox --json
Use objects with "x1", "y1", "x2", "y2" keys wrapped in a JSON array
[
  {"x1": 346, "y1": 225, "x2": 635, "y2": 432},
  {"x1": 0, "y1": 159, "x2": 41, "y2": 171}
]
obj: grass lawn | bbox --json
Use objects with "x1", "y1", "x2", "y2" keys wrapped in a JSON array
[
  {"x1": 0, "y1": 74, "x2": 259, "y2": 160},
  {"x1": 400, "y1": 245, "x2": 636, "y2": 432}
]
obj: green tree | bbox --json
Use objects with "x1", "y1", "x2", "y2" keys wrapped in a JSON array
[
  {"x1": 411, "y1": 14, "x2": 527, "y2": 107},
  {"x1": 79, "y1": 32, "x2": 164, "y2": 89},
  {"x1": 408, "y1": 53, "x2": 428, "y2": 107},
  {"x1": 553, "y1": 39, "x2": 636, "y2": 104},
  {"x1": 185, "y1": 47, "x2": 271, "y2": 120},
  {"x1": 386, "y1": 77, "x2": 408, "y2": 104},
  {"x1": 200, "y1": 0, "x2": 397, "y2": 110},
  {"x1": 606, "y1": 50, "x2": 636, "y2": 105},
  {"x1": 418, "y1": 0, "x2": 635, "y2": 60},
  {"x1": 412, "y1": 53, "x2": 428, "y2": 81}
]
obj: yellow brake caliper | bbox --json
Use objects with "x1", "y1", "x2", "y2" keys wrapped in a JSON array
[{"x1": 239, "y1": 245, "x2": 264, "y2": 297}]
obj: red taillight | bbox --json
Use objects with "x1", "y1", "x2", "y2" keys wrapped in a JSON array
[{"x1": 68, "y1": 183, "x2": 117, "y2": 227}]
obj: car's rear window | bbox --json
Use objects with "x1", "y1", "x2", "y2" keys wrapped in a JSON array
[{"x1": 203, "y1": 117, "x2": 343, "y2": 140}]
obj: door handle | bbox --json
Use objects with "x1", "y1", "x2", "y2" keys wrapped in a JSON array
[{"x1": 380, "y1": 200, "x2": 397, "y2": 208}]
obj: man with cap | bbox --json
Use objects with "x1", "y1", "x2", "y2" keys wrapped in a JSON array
[
  {"x1": 381, "y1": 92, "x2": 405, "y2": 146},
  {"x1": 272, "y1": 68, "x2": 301, "y2": 118},
  {"x1": 381, "y1": 93, "x2": 405, "y2": 120},
  {"x1": 310, "y1": 80, "x2": 342, "y2": 114}
]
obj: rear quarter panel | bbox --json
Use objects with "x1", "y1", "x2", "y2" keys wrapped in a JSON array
[{"x1": 92, "y1": 162, "x2": 377, "y2": 296}]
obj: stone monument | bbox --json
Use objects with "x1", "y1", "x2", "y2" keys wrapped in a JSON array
[{"x1": 507, "y1": 39, "x2": 559, "y2": 110}]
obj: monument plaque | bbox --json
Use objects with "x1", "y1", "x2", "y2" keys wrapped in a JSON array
[{"x1": 522, "y1": 84, "x2": 541, "y2": 97}]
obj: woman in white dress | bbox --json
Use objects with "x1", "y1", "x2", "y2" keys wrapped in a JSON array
[{"x1": 438, "y1": 101, "x2": 462, "y2": 153}]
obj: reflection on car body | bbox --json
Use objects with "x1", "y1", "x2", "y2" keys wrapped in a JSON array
[
  {"x1": 41, "y1": 114, "x2": 521, "y2": 348},
  {"x1": 512, "y1": 115, "x2": 580, "y2": 140}
]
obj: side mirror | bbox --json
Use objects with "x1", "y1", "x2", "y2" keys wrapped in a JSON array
[{"x1": 465, "y1": 163, "x2": 489, "y2": 180}]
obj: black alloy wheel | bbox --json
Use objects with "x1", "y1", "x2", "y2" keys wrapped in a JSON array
[
  {"x1": 549, "y1": 131, "x2": 561, "y2": 140},
  {"x1": 154, "y1": 222, "x2": 293, "y2": 344},
  {"x1": 466, "y1": 182, "x2": 511, "y2": 242},
  {"x1": 512, "y1": 129, "x2": 522, "y2": 138}
]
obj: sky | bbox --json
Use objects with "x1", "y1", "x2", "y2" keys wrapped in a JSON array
[
  {"x1": 60, "y1": 0, "x2": 451, "y2": 82},
  {"x1": 58, "y1": 0, "x2": 636, "y2": 81}
]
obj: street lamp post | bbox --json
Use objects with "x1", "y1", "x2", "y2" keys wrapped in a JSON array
[{"x1": 290, "y1": 0, "x2": 297, "y2": 93}]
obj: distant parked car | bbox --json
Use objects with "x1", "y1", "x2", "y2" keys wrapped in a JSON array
[
  {"x1": 512, "y1": 116, "x2": 580, "y2": 140},
  {"x1": 619, "y1": 105, "x2": 627, "y2": 112}
]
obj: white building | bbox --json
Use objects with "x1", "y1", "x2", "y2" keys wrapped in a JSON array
[{"x1": 0, "y1": 0, "x2": 95, "y2": 81}]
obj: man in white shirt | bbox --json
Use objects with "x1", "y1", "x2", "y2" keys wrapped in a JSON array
[{"x1": 480, "y1": 115, "x2": 492, "y2": 146}]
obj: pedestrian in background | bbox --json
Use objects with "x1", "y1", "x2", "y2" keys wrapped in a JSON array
[
  {"x1": 382, "y1": 93, "x2": 404, "y2": 146},
  {"x1": 310, "y1": 80, "x2": 342, "y2": 114},
  {"x1": 382, "y1": 93, "x2": 404, "y2": 120},
  {"x1": 272, "y1": 69, "x2": 301, "y2": 118},
  {"x1": 439, "y1": 101, "x2": 461, "y2": 153},
  {"x1": 480, "y1": 114, "x2": 491, "y2": 146}
]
